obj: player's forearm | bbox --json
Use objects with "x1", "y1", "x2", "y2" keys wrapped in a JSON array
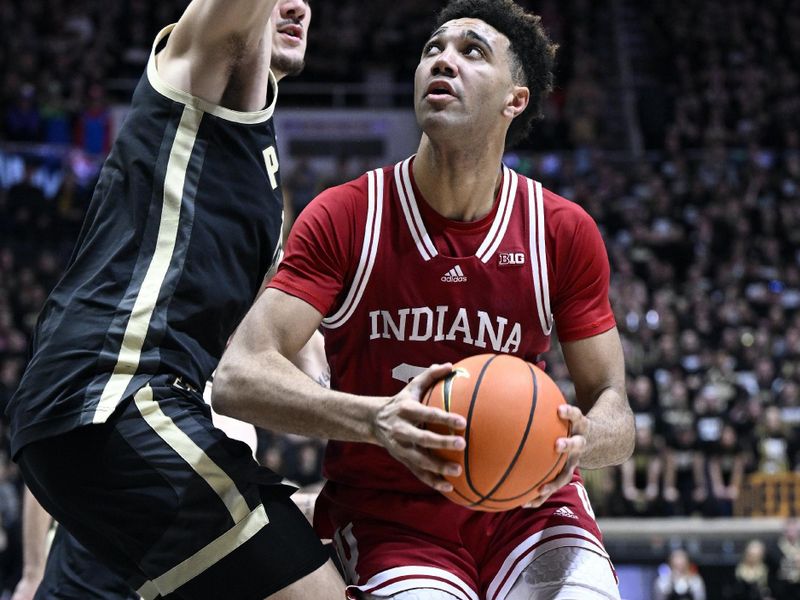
[
  {"x1": 213, "y1": 348, "x2": 380, "y2": 443},
  {"x1": 580, "y1": 387, "x2": 634, "y2": 469}
]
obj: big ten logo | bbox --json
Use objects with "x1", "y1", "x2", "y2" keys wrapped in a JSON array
[
  {"x1": 262, "y1": 146, "x2": 279, "y2": 190},
  {"x1": 498, "y1": 252, "x2": 526, "y2": 266}
]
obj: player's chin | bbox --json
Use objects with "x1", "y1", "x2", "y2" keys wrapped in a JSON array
[
  {"x1": 417, "y1": 112, "x2": 467, "y2": 139},
  {"x1": 271, "y1": 52, "x2": 306, "y2": 78}
]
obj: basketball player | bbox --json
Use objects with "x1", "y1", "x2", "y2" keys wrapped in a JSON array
[
  {"x1": 214, "y1": 0, "x2": 635, "y2": 598},
  {"x1": 6, "y1": 0, "x2": 348, "y2": 598}
]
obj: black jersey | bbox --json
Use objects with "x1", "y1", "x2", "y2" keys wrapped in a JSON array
[{"x1": 8, "y1": 25, "x2": 284, "y2": 455}]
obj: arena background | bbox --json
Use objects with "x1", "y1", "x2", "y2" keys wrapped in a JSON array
[{"x1": 1, "y1": 0, "x2": 800, "y2": 598}]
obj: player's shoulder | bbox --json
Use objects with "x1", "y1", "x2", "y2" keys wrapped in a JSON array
[
  {"x1": 531, "y1": 182, "x2": 599, "y2": 233},
  {"x1": 314, "y1": 170, "x2": 371, "y2": 205},
  {"x1": 294, "y1": 168, "x2": 387, "y2": 239},
  {"x1": 305, "y1": 166, "x2": 391, "y2": 218}
]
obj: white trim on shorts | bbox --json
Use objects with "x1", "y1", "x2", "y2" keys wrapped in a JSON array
[{"x1": 348, "y1": 565, "x2": 479, "y2": 600}]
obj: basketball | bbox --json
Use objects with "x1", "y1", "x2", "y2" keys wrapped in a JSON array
[{"x1": 422, "y1": 353, "x2": 570, "y2": 511}]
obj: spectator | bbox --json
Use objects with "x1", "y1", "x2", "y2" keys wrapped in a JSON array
[
  {"x1": 663, "y1": 424, "x2": 707, "y2": 516},
  {"x1": 707, "y1": 423, "x2": 749, "y2": 516},
  {"x1": 754, "y1": 406, "x2": 797, "y2": 475},
  {"x1": 729, "y1": 540, "x2": 774, "y2": 600},
  {"x1": 73, "y1": 82, "x2": 111, "y2": 155},
  {"x1": 654, "y1": 548, "x2": 707, "y2": 600},
  {"x1": 619, "y1": 423, "x2": 663, "y2": 516},
  {"x1": 770, "y1": 519, "x2": 800, "y2": 600},
  {"x1": 3, "y1": 84, "x2": 40, "y2": 142}
]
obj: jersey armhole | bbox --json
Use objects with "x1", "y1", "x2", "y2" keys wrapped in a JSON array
[
  {"x1": 322, "y1": 169, "x2": 385, "y2": 330},
  {"x1": 147, "y1": 24, "x2": 278, "y2": 125}
]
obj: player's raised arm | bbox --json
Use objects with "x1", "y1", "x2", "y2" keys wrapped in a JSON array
[{"x1": 157, "y1": 0, "x2": 280, "y2": 109}]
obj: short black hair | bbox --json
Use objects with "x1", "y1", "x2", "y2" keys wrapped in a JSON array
[{"x1": 433, "y1": 0, "x2": 558, "y2": 148}]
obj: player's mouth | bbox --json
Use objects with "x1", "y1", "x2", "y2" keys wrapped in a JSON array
[
  {"x1": 277, "y1": 23, "x2": 303, "y2": 44},
  {"x1": 425, "y1": 80, "x2": 458, "y2": 102}
]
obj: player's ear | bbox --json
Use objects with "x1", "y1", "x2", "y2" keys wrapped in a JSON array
[{"x1": 504, "y1": 85, "x2": 529, "y2": 120}]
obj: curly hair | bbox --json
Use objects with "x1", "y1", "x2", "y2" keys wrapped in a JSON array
[{"x1": 433, "y1": 0, "x2": 558, "y2": 148}]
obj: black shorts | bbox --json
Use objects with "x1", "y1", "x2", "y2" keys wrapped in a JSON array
[
  {"x1": 18, "y1": 378, "x2": 329, "y2": 600},
  {"x1": 37, "y1": 525, "x2": 139, "y2": 599}
]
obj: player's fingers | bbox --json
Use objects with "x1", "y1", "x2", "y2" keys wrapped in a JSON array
[
  {"x1": 539, "y1": 455, "x2": 580, "y2": 497},
  {"x1": 404, "y1": 460, "x2": 455, "y2": 493},
  {"x1": 405, "y1": 363, "x2": 454, "y2": 397},
  {"x1": 523, "y1": 495, "x2": 546, "y2": 509},
  {"x1": 555, "y1": 434, "x2": 587, "y2": 456},
  {"x1": 398, "y1": 443, "x2": 462, "y2": 477},
  {"x1": 523, "y1": 454, "x2": 580, "y2": 509},
  {"x1": 401, "y1": 400, "x2": 466, "y2": 431},
  {"x1": 558, "y1": 404, "x2": 586, "y2": 429},
  {"x1": 390, "y1": 418, "x2": 465, "y2": 451},
  {"x1": 401, "y1": 427, "x2": 466, "y2": 451}
]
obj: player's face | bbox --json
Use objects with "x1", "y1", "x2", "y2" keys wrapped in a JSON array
[
  {"x1": 271, "y1": 0, "x2": 311, "y2": 80},
  {"x1": 414, "y1": 18, "x2": 528, "y2": 141}
]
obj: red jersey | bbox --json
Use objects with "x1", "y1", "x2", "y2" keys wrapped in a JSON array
[{"x1": 270, "y1": 156, "x2": 615, "y2": 495}]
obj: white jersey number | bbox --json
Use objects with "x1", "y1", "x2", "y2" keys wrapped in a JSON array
[{"x1": 391, "y1": 362, "x2": 426, "y2": 384}]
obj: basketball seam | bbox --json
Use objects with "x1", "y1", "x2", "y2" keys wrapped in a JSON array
[
  {"x1": 463, "y1": 354, "x2": 499, "y2": 504},
  {"x1": 482, "y1": 418, "x2": 573, "y2": 505},
  {"x1": 471, "y1": 360, "x2": 538, "y2": 506}
]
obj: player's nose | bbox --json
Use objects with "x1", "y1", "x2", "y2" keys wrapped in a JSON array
[
  {"x1": 431, "y1": 48, "x2": 458, "y2": 78},
  {"x1": 280, "y1": 0, "x2": 307, "y2": 21}
]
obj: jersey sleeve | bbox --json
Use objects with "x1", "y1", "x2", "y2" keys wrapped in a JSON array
[
  {"x1": 549, "y1": 201, "x2": 616, "y2": 342},
  {"x1": 268, "y1": 179, "x2": 364, "y2": 316}
]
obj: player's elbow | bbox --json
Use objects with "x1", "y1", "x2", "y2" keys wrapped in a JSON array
[
  {"x1": 211, "y1": 360, "x2": 245, "y2": 419},
  {"x1": 618, "y1": 407, "x2": 636, "y2": 463}
]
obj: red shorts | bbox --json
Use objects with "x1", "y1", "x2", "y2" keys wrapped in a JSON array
[{"x1": 315, "y1": 474, "x2": 614, "y2": 600}]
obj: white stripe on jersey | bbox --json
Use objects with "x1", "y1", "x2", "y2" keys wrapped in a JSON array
[
  {"x1": 486, "y1": 525, "x2": 610, "y2": 600},
  {"x1": 395, "y1": 158, "x2": 438, "y2": 261},
  {"x1": 476, "y1": 166, "x2": 518, "y2": 263},
  {"x1": 397, "y1": 159, "x2": 520, "y2": 265},
  {"x1": 323, "y1": 168, "x2": 384, "y2": 329},
  {"x1": 94, "y1": 106, "x2": 203, "y2": 422},
  {"x1": 132, "y1": 385, "x2": 270, "y2": 598},
  {"x1": 528, "y1": 179, "x2": 553, "y2": 337}
]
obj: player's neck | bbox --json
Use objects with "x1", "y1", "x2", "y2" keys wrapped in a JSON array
[{"x1": 413, "y1": 135, "x2": 505, "y2": 222}]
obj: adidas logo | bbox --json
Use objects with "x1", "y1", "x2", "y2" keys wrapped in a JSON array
[
  {"x1": 441, "y1": 265, "x2": 467, "y2": 283},
  {"x1": 554, "y1": 506, "x2": 578, "y2": 520}
]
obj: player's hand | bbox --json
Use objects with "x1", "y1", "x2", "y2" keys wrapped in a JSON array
[
  {"x1": 372, "y1": 363, "x2": 466, "y2": 493},
  {"x1": 523, "y1": 404, "x2": 588, "y2": 509},
  {"x1": 11, "y1": 573, "x2": 42, "y2": 600}
]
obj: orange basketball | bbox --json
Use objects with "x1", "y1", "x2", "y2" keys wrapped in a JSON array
[{"x1": 422, "y1": 353, "x2": 570, "y2": 511}]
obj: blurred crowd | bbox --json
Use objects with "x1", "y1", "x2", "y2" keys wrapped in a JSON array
[
  {"x1": 1, "y1": 0, "x2": 800, "y2": 595},
  {"x1": 0, "y1": 0, "x2": 609, "y2": 152},
  {"x1": 654, "y1": 520, "x2": 800, "y2": 600},
  {"x1": 641, "y1": 0, "x2": 800, "y2": 151}
]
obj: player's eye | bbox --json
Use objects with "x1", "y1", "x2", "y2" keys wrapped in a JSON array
[
  {"x1": 423, "y1": 41, "x2": 442, "y2": 56},
  {"x1": 465, "y1": 45, "x2": 485, "y2": 58}
]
